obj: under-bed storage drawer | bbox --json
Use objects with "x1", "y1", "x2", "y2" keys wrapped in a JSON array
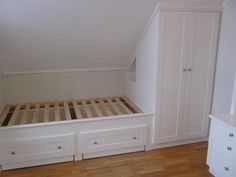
[
  {"x1": 0, "y1": 134, "x2": 75, "y2": 170},
  {"x1": 79, "y1": 125, "x2": 147, "y2": 156}
]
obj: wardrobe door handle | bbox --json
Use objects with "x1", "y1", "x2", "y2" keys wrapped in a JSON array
[
  {"x1": 183, "y1": 69, "x2": 187, "y2": 72},
  {"x1": 11, "y1": 151, "x2": 16, "y2": 155},
  {"x1": 227, "y1": 147, "x2": 232, "y2": 151},
  {"x1": 188, "y1": 68, "x2": 192, "y2": 72}
]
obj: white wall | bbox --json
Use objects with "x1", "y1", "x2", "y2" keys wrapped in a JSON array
[
  {"x1": 212, "y1": 0, "x2": 236, "y2": 114},
  {"x1": 3, "y1": 70, "x2": 125, "y2": 104},
  {"x1": 125, "y1": 14, "x2": 159, "y2": 113},
  {"x1": 0, "y1": 0, "x2": 158, "y2": 73},
  {"x1": 0, "y1": 72, "x2": 4, "y2": 112}
]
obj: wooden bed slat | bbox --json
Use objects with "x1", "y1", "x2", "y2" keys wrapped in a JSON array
[
  {"x1": 32, "y1": 103, "x2": 40, "y2": 123},
  {"x1": 81, "y1": 100, "x2": 93, "y2": 118},
  {"x1": 106, "y1": 98, "x2": 123, "y2": 115},
  {"x1": 72, "y1": 101, "x2": 83, "y2": 119},
  {"x1": 90, "y1": 100, "x2": 103, "y2": 117},
  {"x1": 121, "y1": 96, "x2": 142, "y2": 113},
  {"x1": 54, "y1": 102, "x2": 61, "y2": 121},
  {"x1": 8, "y1": 105, "x2": 21, "y2": 126},
  {"x1": 98, "y1": 99, "x2": 113, "y2": 116},
  {"x1": 64, "y1": 101, "x2": 71, "y2": 120},
  {"x1": 114, "y1": 97, "x2": 133, "y2": 114},
  {"x1": 44, "y1": 103, "x2": 50, "y2": 122},
  {"x1": 0, "y1": 105, "x2": 16, "y2": 126},
  {"x1": 20, "y1": 104, "x2": 31, "y2": 125}
]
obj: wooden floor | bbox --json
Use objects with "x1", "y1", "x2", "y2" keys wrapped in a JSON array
[{"x1": 1, "y1": 142, "x2": 213, "y2": 177}]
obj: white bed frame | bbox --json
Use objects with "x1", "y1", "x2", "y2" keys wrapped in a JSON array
[{"x1": 0, "y1": 96, "x2": 153, "y2": 171}]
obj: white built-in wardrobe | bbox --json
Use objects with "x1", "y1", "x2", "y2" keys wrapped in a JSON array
[
  {"x1": 154, "y1": 10, "x2": 220, "y2": 144},
  {"x1": 126, "y1": 1, "x2": 222, "y2": 146}
]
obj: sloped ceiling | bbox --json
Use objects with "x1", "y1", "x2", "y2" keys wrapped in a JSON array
[{"x1": 0, "y1": 0, "x2": 159, "y2": 73}]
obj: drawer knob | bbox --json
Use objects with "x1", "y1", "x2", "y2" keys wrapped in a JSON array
[
  {"x1": 11, "y1": 151, "x2": 16, "y2": 155},
  {"x1": 224, "y1": 167, "x2": 229, "y2": 171},
  {"x1": 133, "y1": 136, "x2": 137, "y2": 140},
  {"x1": 94, "y1": 141, "x2": 98, "y2": 145},
  {"x1": 58, "y1": 146, "x2": 62, "y2": 150},
  {"x1": 227, "y1": 147, "x2": 232, "y2": 151},
  {"x1": 229, "y1": 133, "x2": 234, "y2": 137}
]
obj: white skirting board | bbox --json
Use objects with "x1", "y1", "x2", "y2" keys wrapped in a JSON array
[
  {"x1": 83, "y1": 146, "x2": 145, "y2": 159},
  {"x1": 145, "y1": 137, "x2": 208, "y2": 151},
  {"x1": 1, "y1": 156, "x2": 74, "y2": 171}
]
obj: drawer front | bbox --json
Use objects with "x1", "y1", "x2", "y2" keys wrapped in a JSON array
[
  {"x1": 79, "y1": 125, "x2": 147, "y2": 153},
  {"x1": 211, "y1": 152, "x2": 236, "y2": 177},
  {"x1": 0, "y1": 134, "x2": 75, "y2": 165},
  {"x1": 212, "y1": 131, "x2": 236, "y2": 164},
  {"x1": 212, "y1": 121, "x2": 236, "y2": 163},
  {"x1": 214, "y1": 121, "x2": 236, "y2": 143}
]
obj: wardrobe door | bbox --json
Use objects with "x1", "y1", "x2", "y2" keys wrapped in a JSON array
[
  {"x1": 155, "y1": 12, "x2": 189, "y2": 143},
  {"x1": 182, "y1": 12, "x2": 220, "y2": 139}
]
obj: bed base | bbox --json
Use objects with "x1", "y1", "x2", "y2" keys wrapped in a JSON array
[{"x1": 0, "y1": 96, "x2": 142, "y2": 127}]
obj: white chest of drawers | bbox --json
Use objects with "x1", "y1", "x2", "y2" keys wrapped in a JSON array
[{"x1": 207, "y1": 114, "x2": 236, "y2": 177}]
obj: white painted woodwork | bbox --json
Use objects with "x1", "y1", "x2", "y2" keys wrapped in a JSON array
[
  {"x1": 83, "y1": 146, "x2": 145, "y2": 159},
  {"x1": 155, "y1": 11, "x2": 220, "y2": 143},
  {"x1": 211, "y1": 125, "x2": 236, "y2": 163},
  {"x1": 0, "y1": 134, "x2": 75, "y2": 167},
  {"x1": 157, "y1": 0, "x2": 223, "y2": 12},
  {"x1": 79, "y1": 125, "x2": 147, "y2": 154},
  {"x1": 0, "y1": 113, "x2": 153, "y2": 170},
  {"x1": 125, "y1": 1, "x2": 221, "y2": 144},
  {"x1": 2, "y1": 157, "x2": 73, "y2": 171},
  {"x1": 3, "y1": 70, "x2": 124, "y2": 104},
  {"x1": 155, "y1": 12, "x2": 188, "y2": 143},
  {"x1": 207, "y1": 115, "x2": 236, "y2": 177},
  {"x1": 125, "y1": 13, "x2": 159, "y2": 113},
  {"x1": 181, "y1": 12, "x2": 220, "y2": 140}
]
